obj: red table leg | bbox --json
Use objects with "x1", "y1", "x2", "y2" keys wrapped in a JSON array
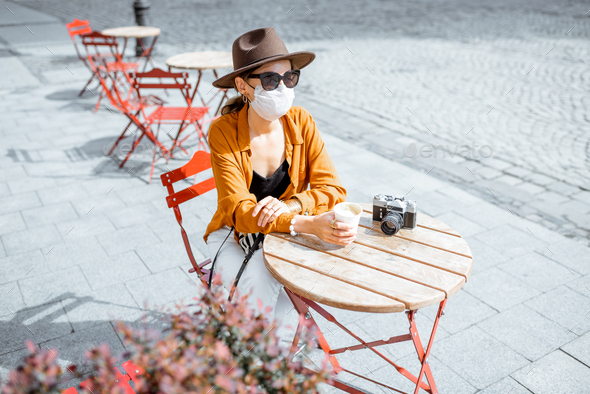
[{"x1": 285, "y1": 289, "x2": 447, "y2": 394}]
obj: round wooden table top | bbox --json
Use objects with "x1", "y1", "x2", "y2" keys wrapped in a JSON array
[
  {"x1": 263, "y1": 203, "x2": 473, "y2": 313},
  {"x1": 102, "y1": 26, "x2": 161, "y2": 38},
  {"x1": 166, "y1": 51, "x2": 233, "y2": 70}
]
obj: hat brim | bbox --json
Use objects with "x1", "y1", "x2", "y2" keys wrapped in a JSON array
[{"x1": 212, "y1": 51, "x2": 315, "y2": 89}]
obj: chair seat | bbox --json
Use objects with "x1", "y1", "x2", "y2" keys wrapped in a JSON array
[
  {"x1": 103, "y1": 61, "x2": 138, "y2": 72},
  {"x1": 145, "y1": 106, "x2": 209, "y2": 124}
]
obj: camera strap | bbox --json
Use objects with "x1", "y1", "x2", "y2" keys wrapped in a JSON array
[
  {"x1": 207, "y1": 226, "x2": 234, "y2": 289},
  {"x1": 228, "y1": 232, "x2": 265, "y2": 301}
]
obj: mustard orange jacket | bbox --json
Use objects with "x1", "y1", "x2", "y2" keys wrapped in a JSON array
[{"x1": 203, "y1": 103, "x2": 346, "y2": 243}]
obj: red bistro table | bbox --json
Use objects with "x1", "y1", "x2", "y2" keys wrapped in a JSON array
[
  {"x1": 166, "y1": 51, "x2": 233, "y2": 117},
  {"x1": 263, "y1": 203, "x2": 473, "y2": 394},
  {"x1": 102, "y1": 26, "x2": 161, "y2": 71}
]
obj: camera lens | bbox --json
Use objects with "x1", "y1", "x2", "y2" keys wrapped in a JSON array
[{"x1": 381, "y1": 211, "x2": 403, "y2": 235}]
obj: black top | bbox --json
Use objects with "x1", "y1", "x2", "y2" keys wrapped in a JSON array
[{"x1": 249, "y1": 159, "x2": 291, "y2": 202}]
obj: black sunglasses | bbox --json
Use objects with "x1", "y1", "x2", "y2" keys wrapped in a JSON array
[{"x1": 247, "y1": 70, "x2": 300, "y2": 91}]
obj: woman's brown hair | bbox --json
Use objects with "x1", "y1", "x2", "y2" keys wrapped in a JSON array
[{"x1": 220, "y1": 69, "x2": 254, "y2": 116}]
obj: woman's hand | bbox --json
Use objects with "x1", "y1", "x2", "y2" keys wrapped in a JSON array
[
  {"x1": 252, "y1": 196, "x2": 290, "y2": 227},
  {"x1": 311, "y1": 211, "x2": 356, "y2": 245}
]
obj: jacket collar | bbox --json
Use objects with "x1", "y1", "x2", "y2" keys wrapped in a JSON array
[{"x1": 236, "y1": 102, "x2": 304, "y2": 152}]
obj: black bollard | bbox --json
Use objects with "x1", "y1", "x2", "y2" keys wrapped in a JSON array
[{"x1": 133, "y1": 0, "x2": 153, "y2": 57}]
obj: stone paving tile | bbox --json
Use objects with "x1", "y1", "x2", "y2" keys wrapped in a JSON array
[
  {"x1": 462, "y1": 237, "x2": 510, "y2": 274},
  {"x1": 36, "y1": 183, "x2": 90, "y2": 206},
  {"x1": 435, "y1": 211, "x2": 486, "y2": 238},
  {"x1": 465, "y1": 267, "x2": 540, "y2": 312},
  {"x1": 547, "y1": 181, "x2": 580, "y2": 196},
  {"x1": 0, "y1": 182, "x2": 10, "y2": 198},
  {"x1": 0, "y1": 165, "x2": 27, "y2": 183},
  {"x1": 352, "y1": 309, "x2": 449, "y2": 362},
  {"x1": 564, "y1": 274, "x2": 590, "y2": 298},
  {"x1": 498, "y1": 252, "x2": 580, "y2": 293},
  {"x1": 21, "y1": 201, "x2": 79, "y2": 228},
  {"x1": 0, "y1": 249, "x2": 48, "y2": 285},
  {"x1": 70, "y1": 192, "x2": 127, "y2": 218},
  {"x1": 478, "y1": 377, "x2": 534, "y2": 394},
  {"x1": 105, "y1": 201, "x2": 162, "y2": 229},
  {"x1": 55, "y1": 214, "x2": 116, "y2": 240},
  {"x1": 495, "y1": 174, "x2": 522, "y2": 186},
  {"x1": 0, "y1": 301, "x2": 72, "y2": 355},
  {"x1": 0, "y1": 281, "x2": 26, "y2": 317},
  {"x1": 80, "y1": 250, "x2": 150, "y2": 291},
  {"x1": 435, "y1": 326, "x2": 529, "y2": 390},
  {"x1": 0, "y1": 211, "x2": 26, "y2": 236},
  {"x1": 41, "y1": 322, "x2": 125, "y2": 377},
  {"x1": 478, "y1": 304, "x2": 575, "y2": 362},
  {"x1": 454, "y1": 202, "x2": 514, "y2": 231},
  {"x1": 512, "y1": 350, "x2": 590, "y2": 394},
  {"x1": 345, "y1": 353, "x2": 477, "y2": 394},
  {"x1": 0, "y1": 224, "x2": 62, "y2": 256},
  {"x1": 44, "y1": 236, "x2": 109, "y2": 271},
  {"x1": 561, "y1": 331, "x2": 590, "y2": 368},
  {"x1": 514, "y1": 181, "x2": 544, "y2": 196},
  {"x1": 525, "y1": 286, "x2": 590, "y2": 336},
  {"x1": 424, "y1": 289, "x2": 497, "y2": 335},
  {"x1": 572, "y1": 190, "x2": 590, "y2": 205},
  {"x1": 125, "y1": 267, "x2": 203, "y2": 309},
  {"x1": 539, "y1": 238, "x2": 590, "y2": 275},
  {"x1": 0, "y1": 191, "x2": 41, "y2": 216},
  {"x1": 0, "y1": 241, "x2": 5, "y2": 258},
  {"x1": 18, "y1": 266, "x2": 92, "y2": 308},
  {"x1": 525, "y1": 173, "x2": 555, "y2": 187},
  {"x1": 474, "y1": 224, "x2": 545, "y2": 258},
  {"x1": 135, "y1": 238, "x2": 202, "y2": 274},
  {"x1": 60, "y1": 283, "x2": 144, "y2": 332},
  {"x1": 536, "y1": 191, "x2": 570, "y2": 205},
  {"x1": 96, "y1": 223, "x2": 160, "y2": 257},
  {"x1": 145, "y1": 214, "x2": 186, "y2": 242},
  {"x1": 115, "y1": 182, "x2": 169, "y2": 207},
  {"x1": 6, "y1": 176, "x2": 57, "y2": 195}
]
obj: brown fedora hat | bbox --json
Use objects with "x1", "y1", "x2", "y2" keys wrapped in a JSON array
[{"x1": 212, "y1": 27, "x2": 315, "y2": 89}]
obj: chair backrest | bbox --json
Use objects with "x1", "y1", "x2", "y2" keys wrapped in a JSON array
[
  {"x1": 66, "y1": 18, "x2": 92, "y2": 38},
  {"x1": 65, "y1": 19, "x2": 92, "y2": 61},
  {"x1": 81, "y1": 31, "x2": 121, "y2": 69},
  {"x1": 161, "y1": 151, "x2": 216, "y2": 278},
  {"x1": 130, "y1": 68, "x2": 193, "y2": 105}
]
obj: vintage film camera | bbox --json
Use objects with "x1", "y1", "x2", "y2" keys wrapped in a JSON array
[{"x1": 372, "y1": 194, "x2": 417, "y2": 235}]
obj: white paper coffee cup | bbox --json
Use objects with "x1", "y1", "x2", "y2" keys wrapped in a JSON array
[{"x1": 334, "y1": 202, "x2": 362, "y2": 232}]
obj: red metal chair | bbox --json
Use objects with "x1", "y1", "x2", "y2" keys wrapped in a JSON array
[
  {"x1": 91, "y1": 62, "x2": 170, "y2": 182},
  {"x1": 81, "y1": 31, "x2": 139, "y2": 112},
  {"x1": 65, "y1": 19, "x2": 99, "y2": 97},
  {"x1": 160, "y1": 150, "x2": 216, "y2": 285},
  {"x1": 130, "y1": 68, "x2": 211, "y2": 156}
]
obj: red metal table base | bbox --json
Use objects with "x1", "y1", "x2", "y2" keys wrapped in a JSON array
[{"x1": 286, "y1": 289, "x2": 447, "y2": 394}]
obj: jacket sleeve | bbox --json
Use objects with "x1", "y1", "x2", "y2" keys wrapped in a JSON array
[
  {"x1": 208, "y1": 124, "x2": 295, "y2": 235},
  {"x1": 290, "y1": 110, "x2": 347, "y2": 215}
]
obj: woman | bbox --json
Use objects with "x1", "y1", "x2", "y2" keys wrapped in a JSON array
[{"x1": 204, "y1": 27, "x2": 356, "y2": 339}]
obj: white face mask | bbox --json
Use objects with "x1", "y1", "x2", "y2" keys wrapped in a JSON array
[{"x1": 249, "y1": 83, "x2": 295, "y2": 121}]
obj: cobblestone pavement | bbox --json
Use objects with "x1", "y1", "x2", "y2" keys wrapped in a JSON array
[
  {"x1": 1, "y1": 1, "x2": 590, "y2": 393},
  {"x1": 10, "y1": 0, "x2": 590, "y2": 241}
]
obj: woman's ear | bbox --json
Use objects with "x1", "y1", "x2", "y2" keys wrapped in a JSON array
[{"x1": 234, "y1": 76, "x2": 245, "y2": 95}]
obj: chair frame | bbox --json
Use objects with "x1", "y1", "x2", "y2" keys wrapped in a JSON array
[
  {"x1": 161, "y1": 151, "x2": 216, "y2": 284},
  {"x1": 65, "y1": 19, "x2": 98, "y2": 97},
  {"x1": 130, "y1": 67, "x2": 211, "y2": 156},
  {"x1": 82, "y1": 31, "x2": 138, "y2": 112}
]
